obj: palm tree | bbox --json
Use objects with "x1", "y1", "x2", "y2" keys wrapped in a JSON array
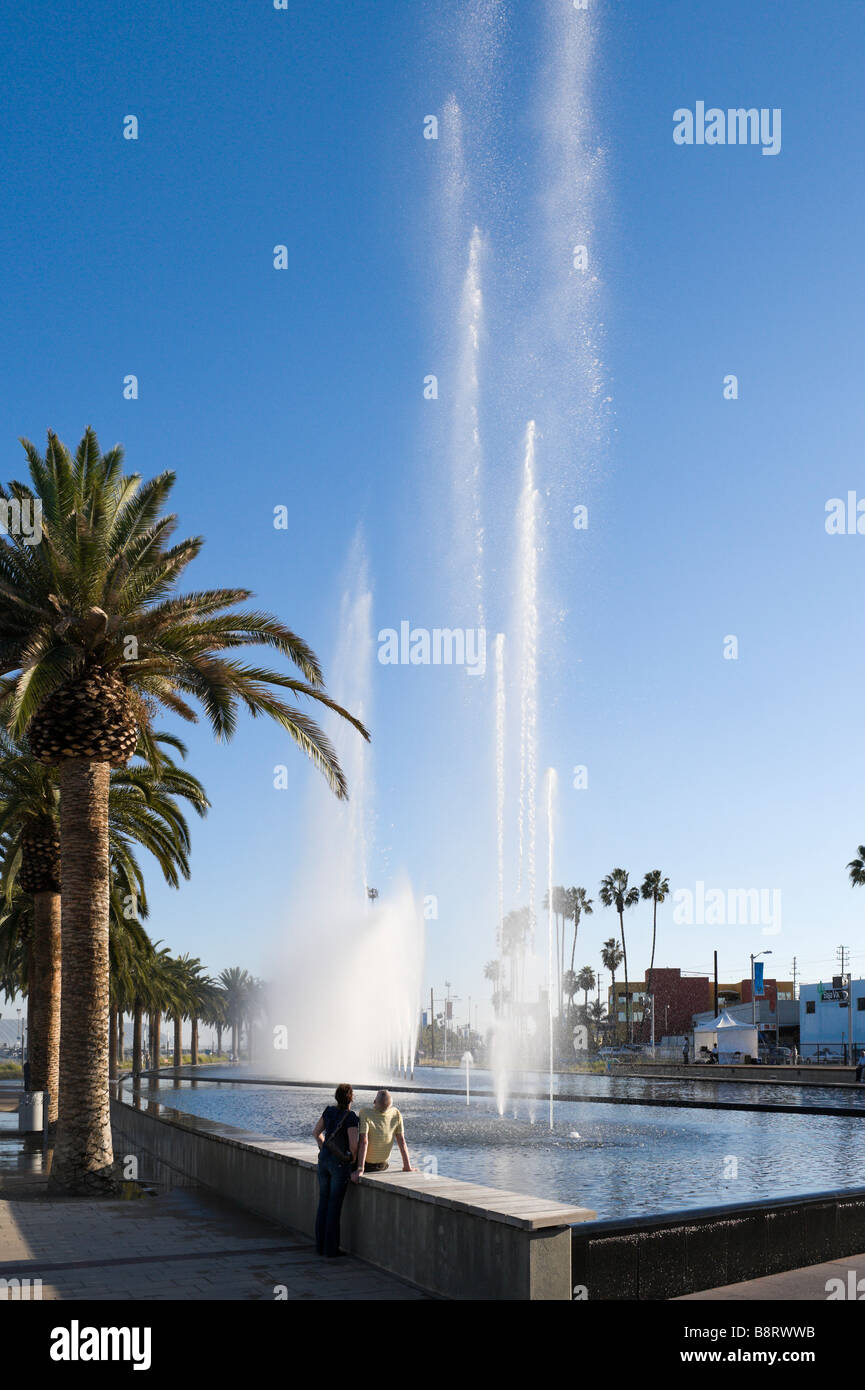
[
  {"x1": 640, "y1": 869, "x2": 670, "y2": 1041},
  {"x1": 562, "y1": 969, "x2": 578, "y2": 1030},
  {"x1": 848, "y1": 847, "x2": 865, "y2": 887},
  {"x1": 189, "y1": 973, "x2": 217, "y2": 1066},
  {"x1": 0, "y1": 429, "x2": 369, "y2": 1192},
  {"x1": 600, "y1": 937, "x2": 624, "y2": 1042},
  {"x1": 109, "y1": 912, "x2": 156, "y2": 1078},
  {"x1": 599, "y1": 871, "x2": 639, "y2": 1043},
  {"x1": 500, "y1": 907, "x2": 531, "y2": 1023},
  {"x1": 587, "y1": 997, "x2": 606, "y2": 1047},
  {"x1": 201, "y1": 986, "x2": 228, "y2": 1058},
  {"x1": 0, "y1": 731, "x2": 208, "y2": 1123},
  {"x1": 565, "y1": 887, "x2": 594, "y2": 976},
  {"x1": 577, "y1": 965, "x2": 596, "y2": 1026},
  {"x1": 218, "y1": 967, "x2": 251, "y2": 1060},
  {"x1": 0, "y1": 745, "x2": 60, "y2": 1119},
  {"x1": 167, "y1": 954, "x2": 203, "y2": 1067}
]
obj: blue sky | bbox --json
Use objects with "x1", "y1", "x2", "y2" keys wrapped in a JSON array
[{"x1": 2, "y1": 0, "x2": 865, "y2": 1027}]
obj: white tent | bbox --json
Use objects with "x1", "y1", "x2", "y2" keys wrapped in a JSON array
[{"x1": 693, "y1": 1009, "x2": 759, "y2": 1062}]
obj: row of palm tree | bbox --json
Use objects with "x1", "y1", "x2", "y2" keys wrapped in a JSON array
[
  {"x1": 488, "y1": 869, "x2": 671, "y2": 1048},
  {"x1": 0, "y1": 428, "x2": 368, "y2": 1192}
]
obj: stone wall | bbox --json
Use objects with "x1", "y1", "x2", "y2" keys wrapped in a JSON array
[{"x1": 110, "y1": 1090, "x2": 594, "y2": 1301}]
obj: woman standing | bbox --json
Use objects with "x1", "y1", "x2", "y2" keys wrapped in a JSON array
[{"x1": 313, "y1": 1083, "x2": 359, "y2": 1257}]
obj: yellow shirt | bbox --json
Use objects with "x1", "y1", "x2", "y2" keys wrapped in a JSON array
[{"x1": 358, "y1": 1106, "x2": 404, "y2": 1164}]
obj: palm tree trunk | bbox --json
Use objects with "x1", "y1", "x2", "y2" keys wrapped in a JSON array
[
  {"x1": 116, "y1": 1008, "x2": 124, "y2": 1069},
  {"x1": 153, "y1": 1010, "x2": 161, "y2": 1067},
  {"x1": 246, "y1": 1018, "x2": 253, "y2": 1063},
  {"x1": 646, "y1": 898, "x2": 658, "y2": 1043},
  {"x1": 173, "y1": 1014, "x2": 182, "y2": 1068},
  {"x1": 49, "y1": 761, "x2": 115, "y2": 1194},
  {"x1": 109, "y1": 1004, "x2": 117, "y2": 1081},
  {"x1": 26, "y1": 942, "x2": 34, "y2": 1064},
  {"x1": 191, "y1": 1016, "x2": 199, "y2": 1066},
  {"x1": 216, "y1": 1023, "x2": 223, "y2": 1056},
  {"x1": 29, "y1": 889, "x2": 61, "y2": 1126},
  {"x1": 569, "y1": 912, "x2": 579, "y2": 976},
  {"x1": 619, "y1": 910, "x2": 631, "y2": 1043},
  {"x1": 132, "y1": 1002, "x2": 143, "y2": 1077}
]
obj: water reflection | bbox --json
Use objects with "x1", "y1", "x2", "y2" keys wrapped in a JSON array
[{"x1": 130, "y1": 1066, "x2": 865, "y2": 1220}]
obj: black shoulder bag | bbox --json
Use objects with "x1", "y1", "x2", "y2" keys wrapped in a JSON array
[{"x1": 324, "y1": 1110, "x2": 353, "y2": 1165}]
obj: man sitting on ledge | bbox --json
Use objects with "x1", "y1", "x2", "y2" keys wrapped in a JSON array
[{"x1": 352, "y1": 1090, "x2": 416, "y2": 1183}]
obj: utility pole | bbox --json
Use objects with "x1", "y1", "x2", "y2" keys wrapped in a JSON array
[
  {"x1": 791, "y1": 956, "x2": 798, "y2": 999},
  {"x1": 430, "y1": 986, "x2": 435, "y2": 1061},
  {"x1": 837, "y1": 945, "x2": 853, "y2": 1065},
  {"x1": 713, "y1": 950, "x2": 719, "y2": 1016}
]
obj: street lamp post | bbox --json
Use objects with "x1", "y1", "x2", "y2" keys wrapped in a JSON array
[{"x1": 751, "y1": 950, "x2": 773, "y2": 1040}]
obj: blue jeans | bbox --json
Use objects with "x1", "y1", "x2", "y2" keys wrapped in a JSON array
[{"x1": 316, "y1": 1148, "x2": 352, "y2": 1256}]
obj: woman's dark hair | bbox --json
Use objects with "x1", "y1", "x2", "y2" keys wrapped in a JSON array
[{"x1": 334, "y1": 1083, "x2": 353, "y2": 1109}]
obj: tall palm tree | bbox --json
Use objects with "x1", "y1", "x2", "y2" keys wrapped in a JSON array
[
  {"x1": 0, "y1": 885, "x2": 30, "y2": 1028},
  {"x1": 218, "y1": 967, "x2": 251, "y2": 1059},
  {"x1": 599, "y1": 871, "x2": 639, "y2": 1043},
  {"x1": 500, "y1": 907, "x2": 531, "y2": 1024},
  {"x1": 0, "y1": 744, "x2": 60, "y2": 1118},
  {"x1": 640, "y1": 869, "x2": 670, "y2": 1041},
  {"x1": 201, "y1": 985, "x2": 228, "y2": 1057},
  {"x1": 0, "y1": 731, "x2": 208, "y2": 1123},
  {"x1": 0, "y1": 429, "x2": 369, "y2": 1192},
  {"x1": 848, "y1": 847, "x2": 865, "y2": 887},
  {"x1": 188, "y1": 972, "x2": 217, "y2": 1066},
  {"x1": 565, "y1": 887, "x2": 594, "y2": 976},
  {"x1": 167, "y1": 954, "x2": 205, "y2": 1067},
  {"x1": 600, "y1": 937, "x2": 624, "y2": 1042}
]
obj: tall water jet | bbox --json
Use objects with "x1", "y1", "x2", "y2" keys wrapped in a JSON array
[
  {"x1": 452, "y1": 227, "x2": 487, "y2": 631},
  {"x1": 516, "y1": 420, "x2": 539, "y2": 923},
  {"x1": 545, "y1": 766, "x2": 558, "y2": 1131},
  {"x1": 494, "y1": 631, "x2": 506, "y2": 948},
  {"x1": 493, "y1": 630, "x2": 507, "y2": 1114},
  {"x1": 268, "y1": 540, "x2": 425, "y2": 1081}
]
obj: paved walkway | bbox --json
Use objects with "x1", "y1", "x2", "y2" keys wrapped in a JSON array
[
  {"x1": 676, "y1": 1253, "x2": 865, "y2": 1300},
  {"x1": 0, "y1": 1117, "x2": 427, "y2": 1301}
]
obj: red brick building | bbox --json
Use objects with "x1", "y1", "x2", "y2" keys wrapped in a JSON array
[
  {"x1": 606, "y1": 968, "x2": 793, "y2": 1038},
  {"x1": 643, "y1": 968, "x2": 713, "y2": 1036}
]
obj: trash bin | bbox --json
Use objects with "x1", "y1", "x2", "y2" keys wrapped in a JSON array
[{"x1": 18, "y1": 1091, "x2": 46, "y2": 1133}]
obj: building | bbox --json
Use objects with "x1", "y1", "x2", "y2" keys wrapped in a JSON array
[
  {"x1": 799, "y1": 978, "x2": 865, "y2": 1060},
  {"x1": 607, "y1": 970, "x2": 795, "y2": 1040},
  {"x1": 692, "y1": 998, "x2": 800, "y2": 1047}
]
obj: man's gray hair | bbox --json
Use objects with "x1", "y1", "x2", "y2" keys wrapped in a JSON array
[{"x1": 375, "y1": 1089, "x2": 392, "y2": 1110}]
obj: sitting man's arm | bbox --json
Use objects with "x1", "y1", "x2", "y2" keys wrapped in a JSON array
[{"x1": 394, "y1": 1114, "x2": 416, "y2": 1172}]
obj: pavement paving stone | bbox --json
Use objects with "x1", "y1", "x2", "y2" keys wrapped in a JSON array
[{"x1": 0, "y1": 1169, "x2": 429, "y2": 1301}]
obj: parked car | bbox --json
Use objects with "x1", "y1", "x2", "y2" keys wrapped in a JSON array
[{"x1": 759, "y1": 1045, "x2": 792, "y2": 1064}]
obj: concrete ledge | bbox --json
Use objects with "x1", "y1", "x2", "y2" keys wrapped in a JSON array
[
  {"x1": 571, "y1": 1186, "x2": 865, "y2": 1300},
  {"x1": 111, "y1": 1087, "x2": 594, "y2": 1300}
]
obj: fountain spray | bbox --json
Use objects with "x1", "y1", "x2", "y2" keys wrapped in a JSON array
[{"x1": 546, "y1": 766, "x2": 557, "y2": 1131}]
